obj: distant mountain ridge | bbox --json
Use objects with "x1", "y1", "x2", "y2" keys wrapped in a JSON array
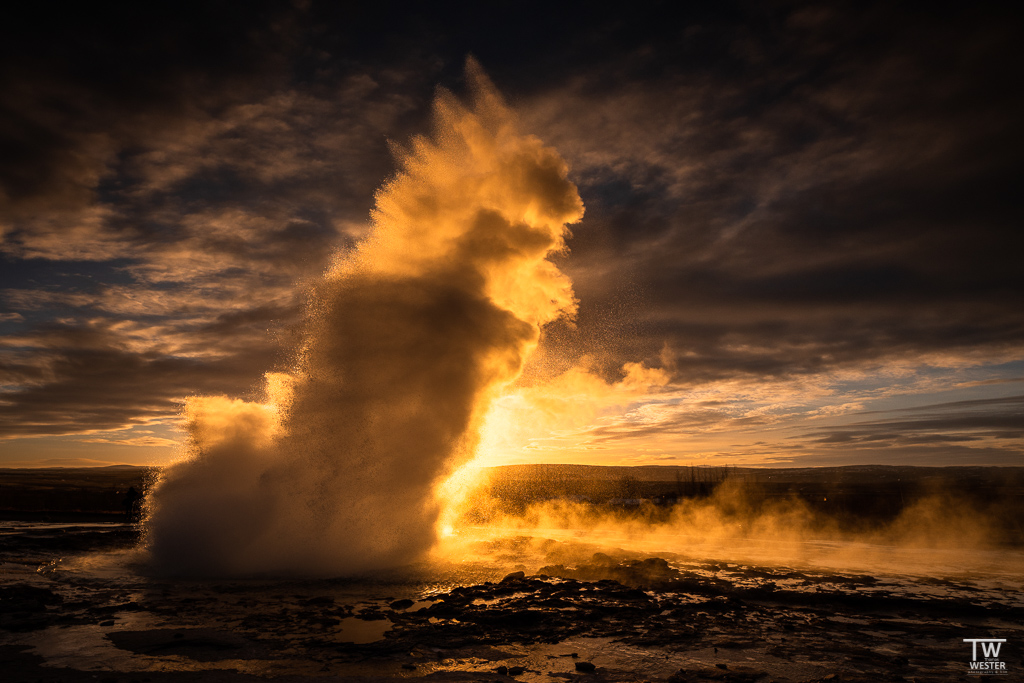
[{"x1": 482, "y1": 463, "x2": 1024, "y2": 484}]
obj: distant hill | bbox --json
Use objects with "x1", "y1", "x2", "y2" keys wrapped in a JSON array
[
  {"x1": 483, "y1": 463, "x2": 1024, "y2": 485},
  {"x1": 0, "y1": 466, "x2": 157, "y2": 521}
]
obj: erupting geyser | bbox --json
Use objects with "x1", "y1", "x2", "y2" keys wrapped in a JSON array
[{"x1": 143, "y1": 62, "x2": 584, "y2": 576}]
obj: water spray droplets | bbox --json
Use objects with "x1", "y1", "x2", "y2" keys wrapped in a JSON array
[{"x1": 142, "y1": 63, "x2": 583, "y2": 577}]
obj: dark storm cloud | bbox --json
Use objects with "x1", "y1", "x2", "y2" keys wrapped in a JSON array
[
  {"x1": 0, "y1": 1, "x2": 438, "y2": 268},
  {"x1": 806, "y1": 395, "x2": 1024, "y2": 447},
  {"x1": 0, "y1": 318, "x2": 280, "y2": 436},
  {"x1": 519, "y1": 3, "x2": 1024, "y2": 384},
  {"x1": 0, "y1": 3, "x2": 434, "y2": 438},
  {"x1": 0, "y1": 1, "x2": 299, "y2": 217}
]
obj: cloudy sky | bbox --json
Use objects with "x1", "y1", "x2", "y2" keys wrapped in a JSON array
[{"x1": 1, "y1": 1, "x2": 1021, "y2": 468}]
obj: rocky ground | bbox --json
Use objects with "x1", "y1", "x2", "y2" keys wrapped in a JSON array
[{"x1": 1, "y1": 522, "x2": 1022, "y2": 682}]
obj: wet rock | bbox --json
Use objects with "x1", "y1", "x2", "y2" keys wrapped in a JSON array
[
  {"x1": 0, "y1": 584, "x2": 61, "y2": 613},
  {"x1": 535, "y1": 596, "x2": 574, "y2": 608},
  {"x1": 537, "y1": 564, "x2": 568, "y2": 577},
  {"x1": 715, "y1": 640, "x2": 745, "y2": 649},
  {"x1": 462, "y1": 607, "x2": 553, "y2": 630},
  {"x1": 0, "y1": 584, "x2": 63, "y2": 632},
  {"x1": 106, "y1": 628, "x2": 266, "y2": 662},
  {"x1": 670, "y1": 667, "x2": 769, "y2": 682},
  {"x1": 723, "y1": 673, "x2": 769, "y2": 683},
  {"x1": 390, "y1": 599, "x2": 415, "y2": 610},
  {"x1": 424, "y1": 600, "x2": 463, "y2": 618},
  {"x1": 358, "y1": 610, "x2": 388, "y2": 621},
  {"x1": 501, "y1": 571, "x2": 526, "y2": 582},
  {"x1": 609, "y1": 587, "x2": 651, "y2": 601},
  {"x1": 574, "y1": 661, "x2": 596, "y2": 672},
  {"x1": 303, "y1": 596, "x2": 334, "y2": 606}
]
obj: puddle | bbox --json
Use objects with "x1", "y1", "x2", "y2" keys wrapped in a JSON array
[{"x1": 336, "y1": 616, "x2": 391, "y2": 643}]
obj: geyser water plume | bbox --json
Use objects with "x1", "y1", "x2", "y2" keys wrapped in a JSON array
[{"x1": 143, "y1": 62, "x2": 584, "y2": 576}]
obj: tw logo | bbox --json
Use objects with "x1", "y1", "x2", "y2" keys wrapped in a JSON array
[
  {"x1": 964, "y1": 639, "x2": 1007, "y2": 676},
  {"x1": 964, "y1": 639, "x2": 1003, "y2": 659}
]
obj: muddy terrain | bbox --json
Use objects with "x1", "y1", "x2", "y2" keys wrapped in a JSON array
[{"x1": 2, "y1": 520, "x2": 1022, "y2": 683}]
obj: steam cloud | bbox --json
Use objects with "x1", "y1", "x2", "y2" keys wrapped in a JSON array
[{"x1": 143, "y1": 62, "x2": 584, "y2": 576}]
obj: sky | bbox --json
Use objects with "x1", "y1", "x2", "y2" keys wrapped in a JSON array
[{"x1": 1, "y1": 1, "x2": 1021, "y2": 469}]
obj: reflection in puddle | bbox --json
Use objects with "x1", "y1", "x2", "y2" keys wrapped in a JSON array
[{"x1": 336, "y1": 616, "x2": 391, "y2": 643}]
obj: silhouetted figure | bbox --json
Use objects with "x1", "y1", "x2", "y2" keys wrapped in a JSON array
[{"x1": 122, "y1": 486, "x2": 143, "y2": 522}]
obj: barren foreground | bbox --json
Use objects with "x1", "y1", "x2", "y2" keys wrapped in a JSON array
[{"x1": 2, "y1": 521, "x2": 1022, "y2": 682}]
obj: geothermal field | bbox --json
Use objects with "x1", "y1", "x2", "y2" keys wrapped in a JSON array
[
  {"x1": 2, "y1": 20, "x2": 1023, "y2": 682},
  {"x1": 1, "y1": 464, "x2": 1023, "y2": 682}
]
